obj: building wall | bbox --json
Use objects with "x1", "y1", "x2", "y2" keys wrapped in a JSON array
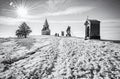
[
  {"x1": 85, "y1": 20, "x2": 100, "y2": 39},
  {"x1": 42, "y1": 29, "x2": 50, "y2": 35},
  {"x1": 90, "y1": 23, "x2": 100, "y2": 37}
]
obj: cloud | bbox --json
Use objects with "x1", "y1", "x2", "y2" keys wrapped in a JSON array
[
  {"x1": 0, "y1": 16, "x2": 26, "y2": 25},
  {"x1": 27, "y1": 19, "x2": 84, "y2": 24},
  {"x1": 48, "y1": 20, "x2": 84, "y2": 23},
  {"x1": 0, "y1": 16, "x2": 83, "y2": 26},
  {"x1": 102, "y1": 19, "x2": 120, "y2": 23},
  {"x1": 28, "y1": 6, "x2": 94, "y2": 19},
  {"x1": 46, "y1": 0, "x2": 68, "y2": 11},
  {"x1": 0, "y1": 15, "x2": 83, "y2": 25},
  {"x1": 47, "y1": 7, "x2": 94, "y2": 16}
]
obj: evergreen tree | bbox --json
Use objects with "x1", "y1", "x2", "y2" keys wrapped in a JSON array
[{"x1": 16, "y1": 22, "x2": 32, "y2": 38}]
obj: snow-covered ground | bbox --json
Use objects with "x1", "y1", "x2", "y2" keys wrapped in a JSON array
[{"x1": 0, "y1": 36, "x2": 120, "y2": 79}]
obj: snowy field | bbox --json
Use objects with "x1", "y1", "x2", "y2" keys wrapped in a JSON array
[{"x1": 0, "y1": 36, "x2": 120, "y2": 79}]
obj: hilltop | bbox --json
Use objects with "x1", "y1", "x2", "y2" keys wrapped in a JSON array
[{"x1": 0, "y1": 36, "x2": 120, "y2": 79}]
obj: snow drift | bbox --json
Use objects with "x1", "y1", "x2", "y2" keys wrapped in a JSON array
[{"x1": 0, "y1": 36, "x2": 120, "y2": 79}]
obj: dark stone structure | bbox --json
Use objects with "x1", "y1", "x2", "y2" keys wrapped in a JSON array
[
  {"x1": 55, "y1": 33, "x2": 57, "y2": 36},
  {"x1": 61, "y1": 31, "x2": 64, "y2": 36},
  {"x1": 55, "y1": 33, "x2": 59, "y2": 37},
  {"x1": 84, "y1": 19, "x2": 100, "y2": 40},
  {"x1": 66, "y1": 26, "x2": 71, "y2": 37},
  {"x1": 41, "y1": 19, "x2": 51, "y2": 35}
]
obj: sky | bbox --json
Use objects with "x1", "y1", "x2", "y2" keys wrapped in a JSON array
[{"x1": 0, "y1": 0, "x2": 120, "y2": 40}]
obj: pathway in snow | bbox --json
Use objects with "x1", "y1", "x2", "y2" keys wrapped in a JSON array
[{"x1": 0, "y1": 37, "x2": 120, "y2": 79}]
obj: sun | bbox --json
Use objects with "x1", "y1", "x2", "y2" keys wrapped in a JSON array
[{"x1": 16, "y1": 6, "x2": 28, "y2": 17}]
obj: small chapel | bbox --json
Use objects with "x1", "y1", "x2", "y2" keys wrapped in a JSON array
[
  {"x1": 84, "y1": 18, "x2": 101, "y2": 40},
  {"x1": 41, "y1": 19, "x2": 51, "y2": 35}
]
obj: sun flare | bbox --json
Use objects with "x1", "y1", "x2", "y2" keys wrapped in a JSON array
[{"x1": 16, "y1": 6, "x2": 28, "y2": 17}]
